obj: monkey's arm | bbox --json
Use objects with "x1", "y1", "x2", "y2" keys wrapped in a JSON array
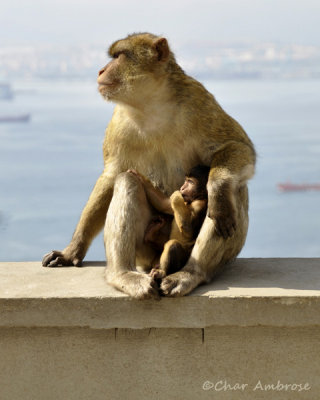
[
  {"x1": 191, "y1": 199, "x2": 207, "y2": 216},
  {"x1": 170, "y1": 191, "x2": 193, "y2": 237},
  {"x1": 42, "y1": 171, "x2": 114, "y2": 267},
  {"x1": 128, "y1": 169, "x2": 173, "y2": 215},
  {"x1": 207, "y1": 140, "x2": 255, "y2": 238}
]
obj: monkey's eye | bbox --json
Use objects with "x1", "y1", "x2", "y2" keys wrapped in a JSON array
[{"x1": 112, "y1": 51, "x2": 131, "y2": 60}]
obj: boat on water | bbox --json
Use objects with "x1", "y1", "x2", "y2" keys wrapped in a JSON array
[
  {"x1": 277, "y1": 182, "x2": 320, "y2": 192},
  {"x1": 0, "y1": 114, "x2": 31, "y2": 123}
]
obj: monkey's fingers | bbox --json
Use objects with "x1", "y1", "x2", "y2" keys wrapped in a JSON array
[
  {"x1": 127, "y1": 169, "x2": 145, "y2": 184},
  {"x1": 214, "y1": 224, "x2": 223, "y2": 238},
  {"x1": 42, "y1": 250, "x2": 64, "y2": 267},
  {"x1": 230, "y1": 222, "x2": 237, "y2": 236},
  {"x1": 42, "y1": 250, "x2": 81, "y2": 267},
  {"x1": 47, "y1": 256, "x2": 68, "y2": 268},
  {"x1": 127, "y1": 169, "x2": 141, "y2": 178},
  {"x1": 214, "y1": 217, "x2": 237, "y2": 239}
]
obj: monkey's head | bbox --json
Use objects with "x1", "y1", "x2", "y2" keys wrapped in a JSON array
[
  {"x1": 180, "y1": 165, "x2": 210, "y2": 204},
  {"x1": 97, "y1": 33, "x2": 175, "y2": 104}
]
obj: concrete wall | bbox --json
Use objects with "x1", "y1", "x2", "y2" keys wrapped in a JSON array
[{"x1": 0, "y1": 259, "x2": 319, "y2": 400}]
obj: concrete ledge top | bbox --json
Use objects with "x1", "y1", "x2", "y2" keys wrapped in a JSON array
[{"x1": 0, "y1": 258, "x2": 320, "y2": 329}]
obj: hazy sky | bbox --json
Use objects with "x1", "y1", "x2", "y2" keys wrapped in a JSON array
[{"x1": 1, "y1": 0, "x2": 320, "y2": 48}]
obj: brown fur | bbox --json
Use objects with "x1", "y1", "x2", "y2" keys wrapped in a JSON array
[
  {"x1": 154, "y1": 194, "x2": 207, "y2": 281},
  {"x1": 129, "y1": 169, "x2": 208, "y2": 280},
  {"x1": 42, "y1": 33, "x2": 255, "y2": 299}
]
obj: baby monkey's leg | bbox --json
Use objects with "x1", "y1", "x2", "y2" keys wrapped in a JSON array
[
  {"x1": 144, "y1": 215, "x2": 172, "y2": 251},
  {"x1": 150, "y1": 239, "x2": 189, "y2": 281}
]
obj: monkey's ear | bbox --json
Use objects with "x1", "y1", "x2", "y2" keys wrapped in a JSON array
[{"x1": 154, "y1": 38, "x2": 170, "y2": 62}]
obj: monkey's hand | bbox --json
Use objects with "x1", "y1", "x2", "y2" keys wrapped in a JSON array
[
  {"x1": 170, "y1": 191, "x2": 193, "y2": 235},
  {"x1": 127, "y1": 169, "x2": 146, "y2": 185},
  {"x1": 170, "y1": 190, "x2": 184, "y2": 206},
  {"x1": 127, "y1": 168, "x2": 140, "y2": 178},
  {"x1": 207, "y1": 196, "x2": 237, "y2": 239},
  {"x1": 42, "y1": 249, "x2": 83, "y2": 268}
]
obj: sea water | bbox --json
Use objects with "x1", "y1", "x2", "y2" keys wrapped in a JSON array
[{"x1": 0, "y1": 78, "x2": 319, "y2": 261}]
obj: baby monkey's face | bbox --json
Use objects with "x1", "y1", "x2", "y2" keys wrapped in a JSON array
[{"x1": 180, "y1": 177, "x2": 198, "y2": 204}]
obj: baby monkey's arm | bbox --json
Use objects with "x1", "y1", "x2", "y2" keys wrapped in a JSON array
[
  {"x1": 127, "y1": 170, "x2": 173, "y2": 215},
  {"x1": 172, "y1": 194, "x2": 208, "y2": 238},
  {"x1": 170, "y1": 191, "x2": 193, "y2": 236},
  {"x1": 191, "y1": 199, "x2": 208, "y2": 216}
]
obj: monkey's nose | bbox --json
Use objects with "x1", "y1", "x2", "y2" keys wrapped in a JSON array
[{"x1": 98, "y1": 68, "x2": 105, "y2": 76}]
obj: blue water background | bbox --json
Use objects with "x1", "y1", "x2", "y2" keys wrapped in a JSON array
[{"x1": 0, "y1": 79, "x2": 319, "y2": 261}]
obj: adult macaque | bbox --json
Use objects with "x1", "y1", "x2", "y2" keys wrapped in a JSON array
[
  {"x1": 42, "y1": 33, "x2": 255, "y2": 299},
  {"x1": 128, "y1": 166, "x2": 209, "y2": 281}
]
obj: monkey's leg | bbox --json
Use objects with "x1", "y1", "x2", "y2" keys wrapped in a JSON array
[
  {"x1": 163, "y1": 240, "x2": 189, "y2": 272},
  {"x1": 161, "y1": 142, "x2": 254, "y2": 296},
  {"x1": 150, "y1": 239, "x2": 178, "y2": 280},
  {"x1": 161, "y1": 186, "x2": 249, "y2": 297},
  {"x1": 170, "y1": 191, "x2": 192, "y2": 237},
  {"x1": 206, "y1": 141, "x2": 255, "y2": 238},
  {"x1": 150, "y1": 239, "x2": 189, "y2": 281},
  {"x1": 144, "y1": 215, "x2": 167, "y2": 251},
  {"x1": 105, "y1": 172, "x2": 160, "y2": 300},
  {"x1": 42, "y1": 172, "x2": 114, "y2": 267}
]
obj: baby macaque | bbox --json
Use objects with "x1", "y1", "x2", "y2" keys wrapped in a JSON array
[{"x1": 128, "y1": 165, "x2": 210, "y2": 280}]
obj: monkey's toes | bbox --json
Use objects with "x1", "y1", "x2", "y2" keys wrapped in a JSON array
[
  {"x1": 136, "y1": 282, "x2": 160, "y2": 300},
  {"x1": 161, "y1": 270, "x2": 201, "y2": 297},
  {"x1": 134, "y1": 274, "x2": 161, "y2": 300},
  {"x1": 160, "y1": 276, "x2": 181, "y2": 297}
]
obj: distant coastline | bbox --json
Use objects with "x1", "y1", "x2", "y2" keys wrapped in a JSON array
[{"x1": 1, "y1": 42, "x2": 320, "y2": 81}]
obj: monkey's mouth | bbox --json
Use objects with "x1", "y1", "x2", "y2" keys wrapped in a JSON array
[
  {"x1": 98, "y1": 82, "x2": 116, "y2": 87},
  {"x1": 98, "y1": 81, "x2": 120, "y2": 89},
  {"x1": 98, "y1": 83, "x2": 121, "y2": 97}
]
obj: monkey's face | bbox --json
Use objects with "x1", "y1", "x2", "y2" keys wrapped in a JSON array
[
  {"x1": 180, "y1": 177, "x2": 199, "y2": 204},
  {"x1": 97, "y1": 53, "x2": 127, "y2": 100},
  {"x1": 97, "y1": 34, "x2": 171, "y2": 104}
]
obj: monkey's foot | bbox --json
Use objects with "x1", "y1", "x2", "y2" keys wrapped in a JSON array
[
  {"x1": 107, "y1": 271, "x2": 160, "y2": 300},
  {"x1": 149, "y1": 267, "x2": 166, "y2": 281},
  {"x1": 161, "y1": 270, "x2": 203, "y2": 297},
  {"x1": 42, "y1": 250, "x2": 82, "y2": 267}
]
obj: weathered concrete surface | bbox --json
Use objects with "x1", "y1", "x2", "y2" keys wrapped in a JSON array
[
  {"x1": 0, "y1": 258, "x2": 320, "y2": 400},
  {"x1": 0, "y1": 259, "x2": 320, "y2": 329}
]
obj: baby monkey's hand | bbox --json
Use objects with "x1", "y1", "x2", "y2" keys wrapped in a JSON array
[
  {"x1": 127, "y1": 169, "x2": 148, "y2": 186},
  {"x1": 170, "y1": 190, "x2": 184, "y2": 206}
]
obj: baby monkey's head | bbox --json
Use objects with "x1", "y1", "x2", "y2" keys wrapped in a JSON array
[{"x1": 180, "y1": 165, "x2": 210, "y2": 204}]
